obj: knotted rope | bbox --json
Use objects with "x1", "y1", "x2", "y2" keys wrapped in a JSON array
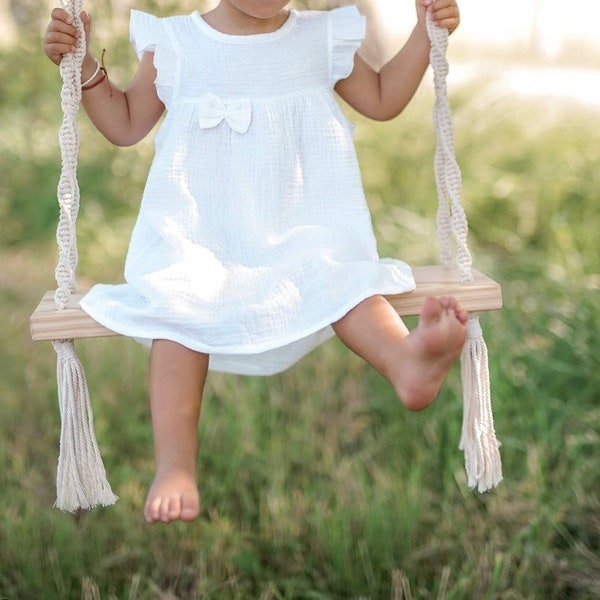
[
  {"x1": 52, "y1": 0, "x2": 117, "y2": 511},
  {"x1": 426, "y1": 15, "x2": 502, "y2": 491}
]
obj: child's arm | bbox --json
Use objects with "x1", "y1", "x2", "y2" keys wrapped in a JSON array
[
  {"x1": 335, "y1": 0, "x2": 459, "y2": 121},
  {"x1": 44, "y1": 8, "x2": 164, "y2": 147}
]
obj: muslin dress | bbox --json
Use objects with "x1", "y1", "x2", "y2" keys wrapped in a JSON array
[{"x1": 80, "y1": 5, "x2": 415, "y2": 375}]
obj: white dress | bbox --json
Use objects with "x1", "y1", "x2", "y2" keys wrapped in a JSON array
[{"x1": 80, "y1": 5, "x2": 415, "y2": 375}]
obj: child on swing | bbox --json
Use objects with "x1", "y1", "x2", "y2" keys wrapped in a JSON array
[{"x1": 44, "y1": 0, "x2": 463, "y2": 524}]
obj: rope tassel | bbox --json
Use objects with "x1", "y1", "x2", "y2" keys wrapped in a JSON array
[
  {"x1": 459, "y1": 317, "x2": 502, "y2": 492},
  {"x1": 53, "y1": 340, "x2": 118, "y2": 512}
]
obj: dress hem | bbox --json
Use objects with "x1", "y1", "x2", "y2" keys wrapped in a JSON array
[{"x1": 79, "y1": 281, "x2": 415, "y2": 357}]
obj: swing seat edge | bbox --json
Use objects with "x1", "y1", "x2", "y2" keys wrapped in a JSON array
[
  {"x1": 30, "y1": 290, "x2": 119, "y2": 341},
  {"x1": 386, "y1": 265, "x2": 503, "y2": 316}
]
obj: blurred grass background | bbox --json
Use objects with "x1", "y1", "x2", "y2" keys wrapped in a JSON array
[{"x1": 1, "y1": 0, "x2": 600, "y2": 598}]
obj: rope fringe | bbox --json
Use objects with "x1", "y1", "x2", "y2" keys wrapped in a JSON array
[
  {"x1": 52, "y1": 0, "x2": 117, "y2": 510},
  {"x1": 427, "y1": 16, "x2": 502, "y2": 491},
  {"x1": 459, "y1": 317, "x2": 502, "y2": 492},
  {"x1": 53, "y1": 341, "x2": 119, "y2": 511}
]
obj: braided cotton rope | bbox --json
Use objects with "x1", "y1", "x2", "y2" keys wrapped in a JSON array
[
  {"x1": 52, "y1": 0, "x2": 117, "y2": 511},
  {"x1": 426, "y1": 16, "x2": 473, "y2": 282},
  {"x1": 54, "y1": 0, "x2": 85, "y2": 308},
  {"x1": 426, "y1": 15, "x2": 502, "y2": 492}
]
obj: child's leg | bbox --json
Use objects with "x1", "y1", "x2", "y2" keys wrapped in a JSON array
[
  {"x1": 332, "y1": 295, "x2": 468, "y2": 411},
  {"x1": 144, "y1": 339, "x2": 209, "y2": 524}
]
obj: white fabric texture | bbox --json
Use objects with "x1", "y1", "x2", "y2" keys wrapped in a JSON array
[{"x1": 80, "y1": 6, "x2": 415, "y2": 375}]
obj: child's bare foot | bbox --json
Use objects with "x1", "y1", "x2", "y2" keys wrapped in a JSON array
[
  {"x1": 394, "y1": 296, "x2": 468, "y2": 411},
  {"x1": 144, "y1": 467, "x2": 200, "y2": 523}
]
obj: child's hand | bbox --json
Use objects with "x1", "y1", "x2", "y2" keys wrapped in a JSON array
[
  {"x1": 44, "y1": 8, "x2": 92, "y2": 65},
  {"x1": 417, "y1": 0, "x2": 460, "y2": 34}
]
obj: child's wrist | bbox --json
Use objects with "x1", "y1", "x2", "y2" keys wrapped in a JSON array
[
  {"x1": 80, "y1": 54, "x2": 99, "y2": 84},
  {"x1": 81, "y1": 50, "x2": 111, "y2": 95},
  {"x1": 411, "y1": 20, "x2": 431, "y2": 46}
]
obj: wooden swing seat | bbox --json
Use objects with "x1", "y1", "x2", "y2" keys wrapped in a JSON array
[{"x1": 30, "y1": 265, "x2": 502, "y2": 341}]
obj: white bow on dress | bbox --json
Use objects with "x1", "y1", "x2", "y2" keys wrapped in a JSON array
[{"x1": 196, "y1": 92, "x2": 252, "y2": 134}]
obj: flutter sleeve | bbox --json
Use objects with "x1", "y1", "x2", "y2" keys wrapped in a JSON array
[
  {"x1": 130, "y1": 10, "x2": 163, "y2": 58},
  {"x1": 129, "y1": 10, "x2": 177, "y2": 105},
  {"x1": 329, "y1": 5, "x2": 366, "y2": 86}
]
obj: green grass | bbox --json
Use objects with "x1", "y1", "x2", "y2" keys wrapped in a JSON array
[{"x1": 2, "y1": 21, "x2": 600, "y2": 599}]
